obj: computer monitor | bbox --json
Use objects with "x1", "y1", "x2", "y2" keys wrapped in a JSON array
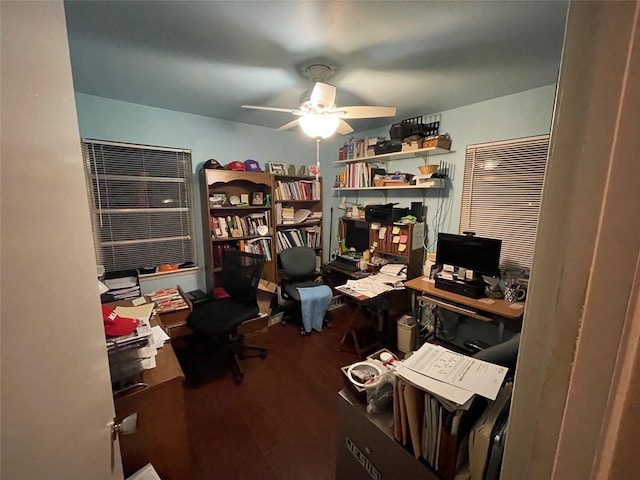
[
  {"x1": 435, "y1": 233, "x2": 502, "y2": 278},
  {"x1": 344, "y1": 220, "x2": 370, "y2": 253}
]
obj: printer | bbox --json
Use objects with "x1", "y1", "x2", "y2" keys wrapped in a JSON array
[{"x1": 365, "y1": 203, "x2": 410, "y2": 223}]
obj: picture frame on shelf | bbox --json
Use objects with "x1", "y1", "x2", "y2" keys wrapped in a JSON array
[
  {"x1": 251, "y1": 191, "x2": 264, "y2": 206},
  {"x1": 209, "y1": 193, "x2": 226, "y2": 208},
  {"x1": 268, "y1": 162, "x2": 287, "y2": 175}
]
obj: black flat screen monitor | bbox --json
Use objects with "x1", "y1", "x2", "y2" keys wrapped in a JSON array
[
  {"x1": 344, "y1": 220, "x2": 370, "y2": 253},
  {"x1": 436, "y1": 233, "x2": 502, "y2": 278}
]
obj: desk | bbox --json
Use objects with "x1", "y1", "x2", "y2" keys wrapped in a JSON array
[
  {"x1": 404, "y1": 276, "x2": 524, "y2": 342},
  {"x1": 111, "y1": 302, "x2": 192, "y2": 479}
]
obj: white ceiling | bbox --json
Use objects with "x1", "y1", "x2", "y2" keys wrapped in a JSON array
[{"x1": 64, "y1": 0, "x2": 568, "y2": 134}]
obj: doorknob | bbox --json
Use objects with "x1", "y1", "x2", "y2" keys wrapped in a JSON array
[
  {"x1": 110, "y1": 412, "x2": 137, "y2": 441},
  {"x1": 110, "y1": 413, "x2": 137, "y2": 471}
]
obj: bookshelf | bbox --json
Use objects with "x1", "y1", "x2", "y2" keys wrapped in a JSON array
[
  {"x1": 200, "y1": 169, "x2": 325, "y2": 292},
  {"x1": 200, "y1": 169, "x2": 276, "y2": 294},
  {"x1": 273, "y1": 174, "x2": 323, "y2": 281}
]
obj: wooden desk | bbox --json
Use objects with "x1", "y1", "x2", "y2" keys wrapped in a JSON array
[
  {"x1": 111, "y1": 303, "x2": 192, "y2": 479},
  {"x1": 404, "y1": 276, "x2": 524, "y2": 341}
]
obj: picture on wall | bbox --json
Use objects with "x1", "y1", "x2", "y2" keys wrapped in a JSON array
[{"x1": 268, "y1": 162, "x2": 287, "y2": 175}]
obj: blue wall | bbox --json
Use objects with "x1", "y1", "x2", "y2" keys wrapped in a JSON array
[
  {"x1": 76, "y1": 84, "x2": 556, "y2": 292},
  {"x1": 327, "y1": 84, "x2": 557, "y2": 254},
  {"x1": 75, "y1": 93, "x2": 317, "y2": 293}
]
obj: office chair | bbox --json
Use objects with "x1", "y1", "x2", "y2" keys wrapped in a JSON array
[
  {"x1": 470, "y1": 332, "x2": 521, "y2": 377},
  {"x1": 279, "y1": 246, "x2": 331, "y2": 335},
  {"x1": 186, "y1": 250, "x2": 267, "y2": 385}
]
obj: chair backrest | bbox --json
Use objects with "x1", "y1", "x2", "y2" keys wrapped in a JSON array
[
  {"x1": 280, "y1": 246, "x2": 316, "y2": 280},
  {"x1": 221, "y1": 250, "x2": 265, "y2": 302}
]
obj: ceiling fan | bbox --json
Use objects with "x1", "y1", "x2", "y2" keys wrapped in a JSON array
[{"x1": 242, "y1": 64, "x2": 397, "y2": 138}]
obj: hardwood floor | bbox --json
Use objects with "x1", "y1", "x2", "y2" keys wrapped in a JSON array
[{"x1": 172, "y1": 305, "x2": 375, "y2": 480}]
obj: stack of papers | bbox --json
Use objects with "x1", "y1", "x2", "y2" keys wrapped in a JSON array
[
  {"x1": 335, "y1": 270, "x2": 407, "y2": 298},
  {"x1": 397, "y1": 342, "x2": 508, "y2": 405},
  {"x1": 103, "y1": 275, "x2": 141, "y2": 300},
  {"x1": 107, "y1": 303, "x2": 159, "y2": 387}
]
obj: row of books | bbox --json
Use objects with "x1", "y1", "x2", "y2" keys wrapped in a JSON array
[
  {"x1": 275, "y1": 225, "x2": 321, "y2": 253},
  {"x1": 209, "y1": 211, "x2": 270, "y2": 239},
  {"x1": 274, "y1": 179, "x2": 320, "y2": 201},
  {"x1": 240, "y1": 237, "x2": 273, "y2": 261},
  {"x1": 211, "y1": 241, "x2": 273, "y2": 267},
  {"x1": 337, "y1": 136, "x2": 382, "y2": 160},
  {"x1": 336, "y1": 162, "x2": 382, "y2": 189}
]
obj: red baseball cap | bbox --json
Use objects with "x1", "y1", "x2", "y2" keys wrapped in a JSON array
[
  {"x1": 102, "y1": 304, "x2": 140, "y2": 337},
  {"x1": 227, "y1": 161, "x2": 246, "y2": 171}
]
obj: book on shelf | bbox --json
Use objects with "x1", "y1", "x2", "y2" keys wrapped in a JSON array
[{"x1": 293, "y1": 208, "x2": 312, "y2": 224}]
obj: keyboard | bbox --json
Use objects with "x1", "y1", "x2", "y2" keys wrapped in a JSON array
[{"x1": 328, "y1": 259, "x2": 360, "y2": 273}]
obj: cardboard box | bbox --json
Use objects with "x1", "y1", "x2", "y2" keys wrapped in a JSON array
[
  {"x1": 257, "y1": 279, "x2": 277, "y2": 317},
  {"x1": 238, "y1": 313, "x2": 269, "y2": 338}
]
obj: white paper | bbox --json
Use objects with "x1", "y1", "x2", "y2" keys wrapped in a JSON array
[
  {"x1": 402, "y1": 343, "x2": 508, "y2": 400},
  {"x1": 395, "y1": 364, "x2": 475, "y2": 406},
  {"x1": 126, "y1": 463, "x2": 161, "y2": 480},
  {"x1": 151, "y1": 325, "x2": 170, "y2": 348}
]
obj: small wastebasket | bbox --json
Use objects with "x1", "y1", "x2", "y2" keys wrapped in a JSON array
[{"x1": 397, "y1": 314, "x2": 417, "y2": 353}]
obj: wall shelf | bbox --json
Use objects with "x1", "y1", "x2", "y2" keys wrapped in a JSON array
[
  {"x1": 334, "y1": 146, "x2": 453, "y2": 165},
  {"x1": 333, "y1": 179, "x2": 445, "y2": 191}
]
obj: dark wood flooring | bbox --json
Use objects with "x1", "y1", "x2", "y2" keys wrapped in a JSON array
[{"x1": 171, "y1": 305, "x2": 379, "y2": 480}]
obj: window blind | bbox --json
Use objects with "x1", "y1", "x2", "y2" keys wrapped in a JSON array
[
  {"x1": 460, "y1": 135, "x2": 549, "y2": 273},
  {"x1": 82, "y1": 139, "x2": 195, "y2": 273}
]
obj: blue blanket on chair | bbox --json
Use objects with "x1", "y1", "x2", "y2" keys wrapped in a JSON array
[{"x1": 297, "y1": 285, "x2": 333, "y2": 333}]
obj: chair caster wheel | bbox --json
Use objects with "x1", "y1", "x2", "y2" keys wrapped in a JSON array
[
  {"x1": 234, "y1": 373, "x2": 244, "y2": 385},
  {"x1": 324, "y1": 320, "x2": 333, "y2": 329},
  {"x1": 281, "y1": 319, "x2": 287, "y2": 326}
]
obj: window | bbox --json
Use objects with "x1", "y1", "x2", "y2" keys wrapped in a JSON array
[
  {"x1": 460, "y1": 135, "x2": 549, "y2": 273},
  {"x1": 82, "y1": 139, "x2": 195, "y2": 274}
]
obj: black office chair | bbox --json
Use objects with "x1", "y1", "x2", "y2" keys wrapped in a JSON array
[
  {"x1": 279, "y1": 246, "x2": 331, "y2": 335},
  {"x1": 470, "y1": 332, "x2": 521, "y2": 377},
  {"x1": 187, "y1": 250, "x2": 267, "y2": 384}
]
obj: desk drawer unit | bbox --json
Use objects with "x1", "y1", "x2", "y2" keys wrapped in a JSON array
[{"x1": 336, "y1": 390, "x2": 438, "y2": 480}]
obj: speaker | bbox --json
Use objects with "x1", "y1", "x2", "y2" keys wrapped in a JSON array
[{"x1": 411, "y1": 201, "x2": 423, "y2": 222}]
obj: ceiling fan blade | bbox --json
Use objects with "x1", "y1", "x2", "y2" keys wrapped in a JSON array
[
  {"x1": 336, "y1": 119, "x2": 354, "y2": 135},
  {"x1": 242, "y1": 105, "x2": 302, "y2": 115},
  {"x1": 332, "y1": 105, "x2": 397, "y2": 119},
  {"x1": 310, "y1": 82, "x2": 336, "y2": 110},
  {"x1": 277, "y1": 119, "x2": 301, "y2": 131}
]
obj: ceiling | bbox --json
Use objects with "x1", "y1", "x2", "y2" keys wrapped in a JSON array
[{"x1": 64, "y1": 1, "x2": 568, "y2": 134}]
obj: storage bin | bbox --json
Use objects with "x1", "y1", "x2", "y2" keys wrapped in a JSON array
[{"x1": 397, "y1": 314, "x2": 417, "y2": 353}]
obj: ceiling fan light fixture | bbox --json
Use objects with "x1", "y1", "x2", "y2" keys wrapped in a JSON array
[{"x1": 299, "y1": 114, "x2": 339, "y2": 139}]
